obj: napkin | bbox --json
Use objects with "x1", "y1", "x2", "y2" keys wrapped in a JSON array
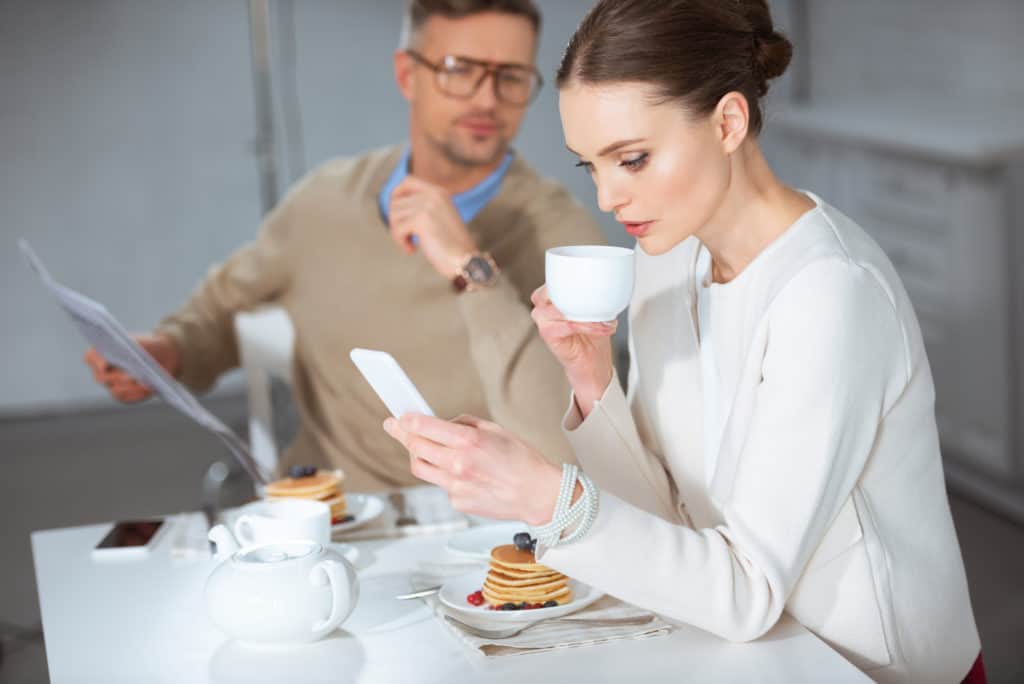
[{"x1": 411, "y1": 560, "x2": 673, "y2": 657}]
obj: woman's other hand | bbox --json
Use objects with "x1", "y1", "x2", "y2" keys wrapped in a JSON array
[
  {"x1": 530, "y1": 285, "x2": 615, "y2": 416},
  {"x1": 383, "y1": 413, "x2": 561, "y2": 526}
]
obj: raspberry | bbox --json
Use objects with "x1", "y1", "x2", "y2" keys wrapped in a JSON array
[{"x1": 466, "y1": 590, "x2": 485, "y2": 606}]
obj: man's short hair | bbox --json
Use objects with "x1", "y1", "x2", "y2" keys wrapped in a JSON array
[{"x1": 399, "y1": 0, "x2": 542, "y2": 49}]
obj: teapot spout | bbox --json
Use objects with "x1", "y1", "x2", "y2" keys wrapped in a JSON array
[{"x1": 208, "y1": 524, "x2": 241, "y2": 559}]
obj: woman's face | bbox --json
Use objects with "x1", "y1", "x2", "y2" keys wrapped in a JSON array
[{"x1": 559, "y1": 81, "x2": 730, "y2": 255}]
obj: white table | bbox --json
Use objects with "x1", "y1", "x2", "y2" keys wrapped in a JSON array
[{"x1": 32, "y1": 519, "x2": 870, "y2": 683}]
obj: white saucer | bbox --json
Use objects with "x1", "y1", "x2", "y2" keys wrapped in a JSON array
[
  {"x1": 445, "y1": 522, "x2": 530, "y2": 560},
  {"x1": 332, "y1": 493, "x2": 385, "y2": 533},
  {"x1": 438, "y1": 571, "x2": 603, "y2": 623}
]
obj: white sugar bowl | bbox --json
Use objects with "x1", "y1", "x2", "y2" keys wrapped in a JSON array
[{"x1": 205, "y1": 526, "x2": 358, "y2": 646}]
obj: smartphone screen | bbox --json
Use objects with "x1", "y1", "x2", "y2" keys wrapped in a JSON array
[{"x1": 94, "y1": 520, "x2": 165, "y2": 549}]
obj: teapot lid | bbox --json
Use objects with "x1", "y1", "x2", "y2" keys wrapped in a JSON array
[{"x1": 235, "y1": 540, "x2": 320, "y2": 565}]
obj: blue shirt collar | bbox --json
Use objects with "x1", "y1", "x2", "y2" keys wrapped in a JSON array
[{"x1": 378, "y1": 147, "x2": 515, "y2": 225}]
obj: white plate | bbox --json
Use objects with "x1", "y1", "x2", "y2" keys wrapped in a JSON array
[
  {"x1": 332, "y1": 493, "x2": 384, "y2": 533},
  {"x1": 438, "y1": 571, "x2": 604, "y2": 623},
  {"x1": 445, "y1": 522, "x2": 530, "y2": 560}
]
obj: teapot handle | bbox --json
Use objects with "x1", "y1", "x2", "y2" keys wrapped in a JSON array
[
  {"x1": 233, "y1": 516, "x2": 256, "y2": 546},
  {"x1": 309, "y1": 559, "x2": 356, "y2": 636}
]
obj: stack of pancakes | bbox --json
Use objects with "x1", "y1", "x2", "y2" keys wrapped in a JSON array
[
  {"x1": 482, "y1": 544, "x2": 572, "y2": 607},
  {"x1": 263, "y1": 469, "x2": 346, "y2": 524}
]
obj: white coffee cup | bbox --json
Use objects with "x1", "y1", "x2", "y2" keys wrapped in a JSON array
[
  {"x1": 233, "y1": 499, "x2": 331, "y2": 547},
  {"x1": 545, "y1": 245, "x2": 635, "y2": 322}
]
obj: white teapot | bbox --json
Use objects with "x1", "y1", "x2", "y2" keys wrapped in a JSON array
[{"x1": 205, "y1": 525, "x2": 358, "y2": 646}]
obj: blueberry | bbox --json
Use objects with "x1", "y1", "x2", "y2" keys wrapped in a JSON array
[
  {"x1": 519, "y1": 602, "x2": 530, "y2": 609},
  {"x1": 529, "y1": 538, "x2": 537, "y2": 553},
  {"x1": 341, "y1": 515, "x2": 355, "y2": 523},
  {"x1": 513, "y1": 532, "x2": 534, "y2": 551},
  {"x1": 543, "y1": 600, "x2": 557, "y2": 608},
  {"x1": 288, "y1": 465, "x2": 306, "y2": 478},
  {"x1": 288, "y1": 464, "x2": 317, "y2": 479},
  {"x1": 501, "y1": 602, "x2": 518, "y2": 611}
]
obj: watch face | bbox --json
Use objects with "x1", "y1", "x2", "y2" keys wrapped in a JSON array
[{"x1": 465, "y1": 256, "x2": 494, "y2": 283}]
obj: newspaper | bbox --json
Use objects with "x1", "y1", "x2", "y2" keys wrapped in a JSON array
[{"x1": 19, "y1": 239, "x2": 266, "y2": 485}]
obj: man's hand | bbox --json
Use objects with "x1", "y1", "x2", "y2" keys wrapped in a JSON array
[
  {"x1": 388, "y1": 175, "x2": 479, "y2": 279},
  {"x1": 84, "y1": 332, "x2": 181, "y2": 403}
]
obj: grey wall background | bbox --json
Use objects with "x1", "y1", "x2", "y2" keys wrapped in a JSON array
[
  {"x1": 1, "y1": 0, "x2": 261, "y2": 412},
  {"x1": 0, "y1": 0, "x2": 625, "y2": 414}
]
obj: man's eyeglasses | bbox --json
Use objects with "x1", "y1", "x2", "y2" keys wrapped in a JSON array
[{"x1": 405, "y1": 50, "x2": 543, "y2": 106}]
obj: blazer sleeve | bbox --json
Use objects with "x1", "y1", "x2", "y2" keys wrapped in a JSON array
[{"x1": 540, "y1": 259, "x2": 908, "y2": 641}]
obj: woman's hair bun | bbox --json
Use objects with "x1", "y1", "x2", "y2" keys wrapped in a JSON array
[{"x1": 755, "y1": 30, "x2": 793, "y2": 82}]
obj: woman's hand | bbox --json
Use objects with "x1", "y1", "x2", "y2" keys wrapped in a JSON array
[
  {"x1": 530, "y1": 285, "x2": 616, "y2": 416},
  {"x1": 383, "y1": 413, "x2": 562, "y2": 526}
]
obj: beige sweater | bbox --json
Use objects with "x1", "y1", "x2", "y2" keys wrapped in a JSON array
[{"x1": 157, "y1": 145, "x2": 605, "y2": 490}]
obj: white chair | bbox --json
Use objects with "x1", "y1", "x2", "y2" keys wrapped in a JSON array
[{"x1": 233, "y1": 306, "x2": 295, "y2": 482}]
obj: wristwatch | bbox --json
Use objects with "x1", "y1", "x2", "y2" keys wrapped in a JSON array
[{"x1": 452, "y1": 252, "x2": 500, "y2": 293}]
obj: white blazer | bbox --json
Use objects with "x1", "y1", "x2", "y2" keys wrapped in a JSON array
[{"x1": 541, "y1": 195, "x2": 980, "y2": 683}]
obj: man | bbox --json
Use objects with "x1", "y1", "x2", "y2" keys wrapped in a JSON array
[{"x1": 84, "y1": 0, "x2": 605, "y2": 491}]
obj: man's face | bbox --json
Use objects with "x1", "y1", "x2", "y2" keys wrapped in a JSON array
[{"x1": 397, "y1": 12, "x2": 537, "y2": 168}]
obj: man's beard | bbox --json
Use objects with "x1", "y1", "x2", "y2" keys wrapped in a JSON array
[{"x1": 430, "y1": 129, "x2": 509, "y2": 168}]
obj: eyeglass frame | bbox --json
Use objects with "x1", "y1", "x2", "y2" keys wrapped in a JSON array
[{"x1": 404, "y1": 49, "x2": 544, "y2": 106}]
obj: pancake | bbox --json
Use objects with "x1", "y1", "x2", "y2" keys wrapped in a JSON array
[
  {"x1": 487, "y1": 562, "x2": 559, "y2": 577},
  {"x1": 490, "y1": 544, "x2": 539, "y2": 568},
  {"x1": 486, "y1": 569, "x2": 564, "y2": 586},
  {"x1": 264, "y1": 470, "x2": 343, "y2": 499},
  {"x1": 482, "y1": 585, "x2": 573, "y2": 606},
  {"x1": 263, "y1": 469, "x2": 347, "y2": 523},
  {"x1": 484, "y1": 576, "x2": 568, "y2": 594},
  {"x1": 479, "y1": 543, "x2": 573, "y2": 608},
  {"x1": 320, "y1": 493, "x2": 347, "y2": 520}
]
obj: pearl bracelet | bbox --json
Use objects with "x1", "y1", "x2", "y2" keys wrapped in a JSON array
[{"x1": 530, "y1": 464, "x2": 600, "y2": 550}]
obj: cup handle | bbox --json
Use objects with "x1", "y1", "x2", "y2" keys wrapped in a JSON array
[
  {"x1": 310, "y1": 559, "x2": 355, "y2": 636},
  {"x1": 233, "y1": 516, "x2": 255, "y2": 546}
]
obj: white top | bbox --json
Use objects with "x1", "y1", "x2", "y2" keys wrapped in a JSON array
[
  {"x1": 544, "y1": 193, "x2": 980, "y2": 684},
  {"x1": 695, "y1": 244, "x2": 727, "y2": 487}
]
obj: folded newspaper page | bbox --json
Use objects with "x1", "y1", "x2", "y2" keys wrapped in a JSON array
[{"x1": 19, "y1": 239, "x2": 266, "y2": 485}]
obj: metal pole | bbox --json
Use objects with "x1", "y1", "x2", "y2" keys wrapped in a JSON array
[{"x1": 247, "y1": 0, "x2": 279, "y2": 214}]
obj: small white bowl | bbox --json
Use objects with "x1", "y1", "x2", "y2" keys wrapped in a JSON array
[{"x1": 545, "y1": 245, "x2": 635, "y2": 322}]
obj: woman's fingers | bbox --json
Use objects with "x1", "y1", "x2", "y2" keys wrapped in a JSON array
[
  {"x1": 529, "y1": 284, "x2": 550, "y2": 307},
  {"x1": 532, "y1": 303, "x2": 616, "y2": 334},
  {"x1": 409, "y1": 453, "x2": 452, "y2": 490},
  {"x1": 572, "y1": 320, "x2": 618, "y2": 335},
  {"x1": 450, "y1": 414, "x2": 484, "y2": 428},
  {"x1": 405, "y1": 433, "x2": 457, "y2": 471},
  {"x1": 397, "y1": 413, "x2": 478, "y2": 449},
  {"x1": 382, "y1": 417, "x2": 411, "y2": 449}
]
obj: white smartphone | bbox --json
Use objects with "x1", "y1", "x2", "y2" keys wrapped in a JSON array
[
  {"x1": 91, "y1": 519, "x2": 168, "y2": 561},
  {"x1": 349, "y1": 348, "x2": 435, "y2": 418}
]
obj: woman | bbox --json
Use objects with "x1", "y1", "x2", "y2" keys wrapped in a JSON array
[{"x1": 384, "y1": 1, "x2": 983, "y2": 681}]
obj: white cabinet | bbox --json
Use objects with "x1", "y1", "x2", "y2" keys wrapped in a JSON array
[{"x1": 762, "y1": 100, "x2": 1024, "y2": 521}]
